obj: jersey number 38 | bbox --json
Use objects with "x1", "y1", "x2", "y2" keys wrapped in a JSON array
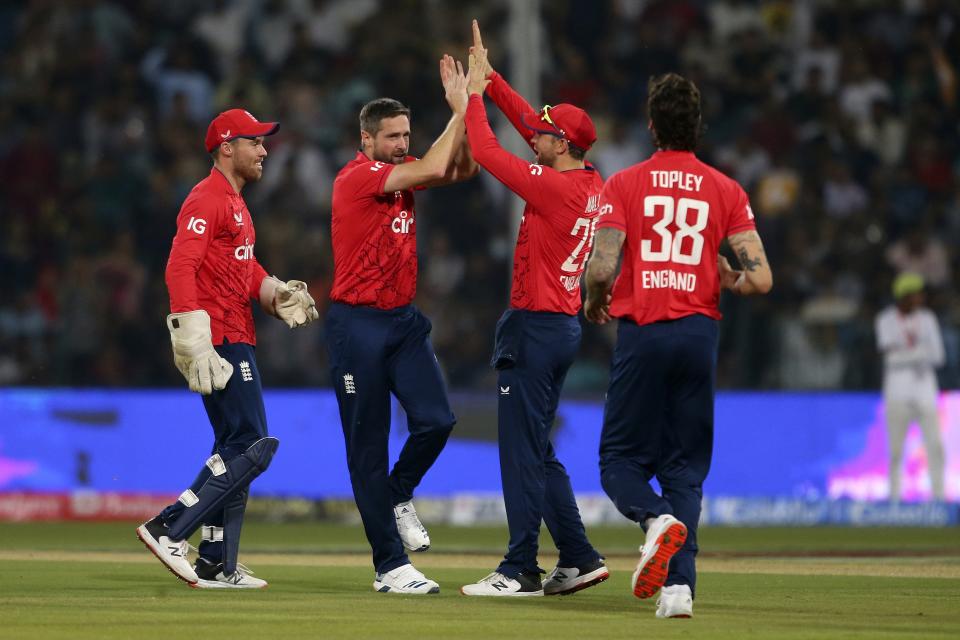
[{"x1": 642, "y1": 196, "x2": 709, "y2": 266}]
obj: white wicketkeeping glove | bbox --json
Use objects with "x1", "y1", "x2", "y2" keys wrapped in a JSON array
[
  {"x1": 260, "y1": 276, "x2": 320, "y2": 328},
  {"x1": 166, "y1": 310, "x2": 234, "y2": 395}
]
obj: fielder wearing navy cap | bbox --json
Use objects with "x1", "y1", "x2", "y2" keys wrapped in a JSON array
[
  {"x1": 520, "y1": 103, "x2": 597, "y2": 151},
  {"x1": 205, "y1": 109, "x2": 280, "y2": 152}
]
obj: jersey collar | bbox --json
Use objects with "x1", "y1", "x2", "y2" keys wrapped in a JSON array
[
  {"x1": 210, "y1": 166, "x2": 239, "y2": 194},
  {"x1": 654, "y1": 149, "x2": 696, "y2": 158}
]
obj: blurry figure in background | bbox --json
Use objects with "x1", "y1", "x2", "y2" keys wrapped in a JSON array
[
  {"x1": 875, "y1": 272, "x2": 945, "y2": 503},
  {"x1": 886, "y1": 227, "x2": 952, "y2": 290},
  {"x1": 136, "y1": 109, "x2": 319, "y2": 589}
]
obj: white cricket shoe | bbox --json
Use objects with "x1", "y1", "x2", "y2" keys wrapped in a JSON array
[
  {"x1": 192, "y1": 558, "x2": 268, "y2": 589},
  {"x1": 656, "y1": 584, "x2": 693, "y2": 618},
  {"x1": 394, "y1": 500, "x2": 430, "y2": 551},
  {"x1": 136, "y1": 516, "x2": 198, "y2": 585},
  {"x1": 373, "y1": 563, "x2": 440, "y2": 594},
  {"x1": 542, "y1": 558, "x2": 609, "y2": 595},
  {"x1": 632, "y1": 514, "x2": 687, "y2": 599},
  {"x1": 460, "y1": 571, "x2": 544, "y2": 597}
]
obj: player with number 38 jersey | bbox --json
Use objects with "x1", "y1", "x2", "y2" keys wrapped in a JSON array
[
  {"x1": 596, "y1": 151, "x2": 756, "y2": 325},
  {"x1": 585, "y1": 73, "x2": 772, "y2": 619}
]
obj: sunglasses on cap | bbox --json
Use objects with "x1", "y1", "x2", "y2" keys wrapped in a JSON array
[{"x1": 540, "y1": 105, "x2": 566, "y2": 138}]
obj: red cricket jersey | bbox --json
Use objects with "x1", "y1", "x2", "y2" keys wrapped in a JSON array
[
  {"x1": 165, "y1": 168, "x2": 268, "y2": 345},
  {"x1": 596, "y1": 150, "x2": 756, "y2": 325},
  {"x1": 467, "y1": 78, "x2": 605, "y2": 315},
  {"x1": 329, "y1": 152, "x2": 418, "y2": 309}
]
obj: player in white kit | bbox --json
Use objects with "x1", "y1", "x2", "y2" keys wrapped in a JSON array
[{"x1": 874, "y1": 272, "x2": 945, "y2": 503}]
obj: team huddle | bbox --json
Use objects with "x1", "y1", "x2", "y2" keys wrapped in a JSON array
[{"x1": 136, "y1": 21, "x2": 772, "y2": 619}]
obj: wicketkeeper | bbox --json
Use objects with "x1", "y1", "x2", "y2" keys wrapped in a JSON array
[{"x1": 136, "y1": 109, "x2": 319, "y2": 589}]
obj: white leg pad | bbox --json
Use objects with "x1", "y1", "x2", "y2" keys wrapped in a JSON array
[
  {"x1": 206, "y1": 454, "x2": 227, "y2": 476},
  {"x1": 201, "y1": 525, "x2": 224, "y2": 542}
]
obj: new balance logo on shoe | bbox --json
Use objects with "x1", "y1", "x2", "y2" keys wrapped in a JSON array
[
  {"x1": 461, "y1": 571, "x2": 544, "y2": 597},
  {"x1": 239, "y1": 361, "x2": 253, "y2": 382},
  {"x1": 168, "y1": 546, "x2": 182, "y2": 557},
  {"x1": 344, "y1": 374, "x2": 356, "y2": 394}
]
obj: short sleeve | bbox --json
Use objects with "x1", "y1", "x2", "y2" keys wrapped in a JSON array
[
  {"x1": 596, "y1": 174, "x2": 627, "y2": 231},
  {"x1": 725, "y1": 182, "x2": 756, "y2": 237},
  {"x1": 340, "y1": 159, "x2": 395, "y2": 199}
]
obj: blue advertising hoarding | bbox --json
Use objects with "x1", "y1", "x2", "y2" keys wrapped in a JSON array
[{"x1": 1, "y1": 389, "x2": 958, "y2": 504}]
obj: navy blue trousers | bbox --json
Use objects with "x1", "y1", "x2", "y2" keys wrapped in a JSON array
[
  {"x1": 599, "y1": 314, "x2": 718, "y2": 597},
  {"x1": 493, "y1": 309, "x2": 601, "y2": 578},
  {"x1": 160, "y1": 342, "x2": 268, "y2": 563},
  {"x1": 326, "y1": 303, "x2": 455, "y2": 574}
]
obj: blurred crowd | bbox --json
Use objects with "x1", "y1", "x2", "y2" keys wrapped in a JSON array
[{"x1": 1, "y1": 0, "x2": 959, "y2": 392}]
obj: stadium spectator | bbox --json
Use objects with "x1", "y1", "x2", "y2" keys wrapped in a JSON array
[{"x1": 0, "y1": 0, "x2": 957, "y2": 392}]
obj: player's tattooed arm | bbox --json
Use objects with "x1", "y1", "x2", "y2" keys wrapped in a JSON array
[
  {"x1": 726, "y1": 230, "x2": 773, "y2": 295},
  {"x1": 584, "y1": 227, "x2": 625, "y2": 324}
]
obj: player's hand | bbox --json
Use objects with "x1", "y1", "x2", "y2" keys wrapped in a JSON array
[
  {"x1": 467, "y1": 52, "x2": 491, "y2": 95},
  {"x1": 469, "y1": 19, "x2": 495, "y2": 83},
  {"x1": 440, "y1": 54, "x2": 469, "y2": 115},
  {"x1": 260, "y1": 276, "x2": 320, "y2": 328},
  {"x1": 584, "y1": 292, "x2": 612, "y2": 325},
  {"x1": 167, "y1": 310, "x2": 234, "y2": 395},
  {"x1": 718, "y1": 255, "x2": 744, "y2": 293},
  {"x1": 274, "y1": 279, "x2": 320, "y2": 328}
]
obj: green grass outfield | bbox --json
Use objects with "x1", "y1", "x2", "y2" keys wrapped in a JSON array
[{"x1": 1, "y1": 522, "x2": 959, "y2": 639}]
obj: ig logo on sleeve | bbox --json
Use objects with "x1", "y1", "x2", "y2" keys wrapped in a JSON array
[{"x1": 186, "y1": 217, "x2": 207, "y2": 235}]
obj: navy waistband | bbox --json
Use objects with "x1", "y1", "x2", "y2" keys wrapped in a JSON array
[
  {"x1": 619, "y1": 313, "x2": 718, "y2": 337},
  {"x1": 329, "y1": 301, "x2": 416, "y2": 317},
  {"x1": 505, "y1": 308, "x2": 577, "y2": 320}
]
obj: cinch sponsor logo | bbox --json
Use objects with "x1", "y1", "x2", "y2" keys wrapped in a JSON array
[
  {"x1": 392, "y1": 210, "x2": 414, "y2": 234},
  {"x1": 234, "y1": 242, "x2": 254, "y2": 260}
]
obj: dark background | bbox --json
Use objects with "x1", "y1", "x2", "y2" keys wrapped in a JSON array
[{"x1": 1, "y1": 0, "x2": 958, "y2": 393}]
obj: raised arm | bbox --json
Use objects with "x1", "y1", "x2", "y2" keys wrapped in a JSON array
[
  {"x1": 419, "y1": 55, "x2": 479, "y2": 188},
  {"x1": 725, "y1": 230, "x2": 773, "y2": 295},
  {"x1": 471, "y1": 19, "x2": 539, "y2": 148},
  {"x1": 465, "y1": 52, "x2": 560, "y2": 208},
  {"x1": 382, "y1": 56, "x2": 471, "y2": 193}
]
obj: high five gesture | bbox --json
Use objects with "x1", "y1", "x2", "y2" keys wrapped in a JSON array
[{"x1": 468, "y1": 19, "x2": 493, "y2": 95}]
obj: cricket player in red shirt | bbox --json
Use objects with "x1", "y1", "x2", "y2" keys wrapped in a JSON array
[
  {"x1": 326, "y1": 57, "x2": 478, "y2": 594},
  {"x1": 458, "y1": 21, "x2": 607, "y2": 598},
  {"x1": 584, "y1": 73, "x2": 772, "y2": 618},
  {"x1": 136, "y1": 109, "x2": 319, "y2": 589}
]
